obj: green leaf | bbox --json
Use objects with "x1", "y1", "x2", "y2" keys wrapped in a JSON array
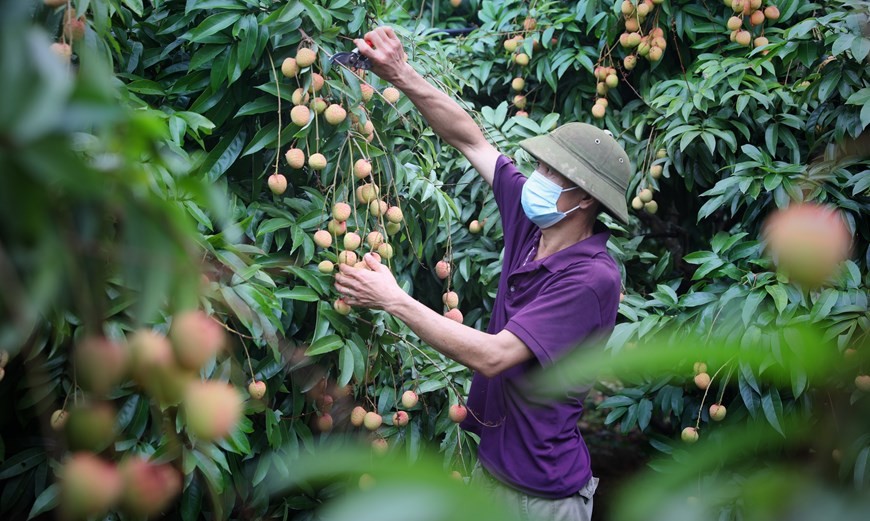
[
  {"x1": 761, "y1": 389, "x2": 785, "y2": 437},
  {"x1": 305, "y1": 334, "x2": 344, "y2": 356},
  {"x1": 765, "y1": 284, "x2": 788, "y2": 313},
  {"x1": 0, "y1": 448, "x2": 45, "y2": 479},
  {"x1": 275, "y1": 287, "x2": 319, "y2": 302},
  {"x1": 188, "y1": 12, "x2": 242, "y2": 43},
  {"x1": 28, "y1": 483, "x2": 59, "y2": 520}
]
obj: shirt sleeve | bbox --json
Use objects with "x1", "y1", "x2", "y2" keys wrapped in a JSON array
[
  {"x1": 492, "y1": 154, "x2": 532, "y2": 248},
  {"x1": 504, "y1": 281, "x2": 603, "y2": 367}
]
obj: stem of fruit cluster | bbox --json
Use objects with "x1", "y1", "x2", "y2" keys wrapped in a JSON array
[
  {"x1": 210, "y1": 316, "x2": 256, "y2": 378},
  {"x1": 267, "y1": 52, "x2": 282, "y2": 176},
  {"x1": 694, "y1": 356, "x2": 735, "y2": 430}
]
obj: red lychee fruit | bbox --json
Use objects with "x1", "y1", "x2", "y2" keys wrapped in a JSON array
[
  {"x1": 170, "y1": 310, "x2": 226, "y2": 371},
  {"x1": 449, "y1": 404, "x2": 467, "y2": 423},
  {"x1": 183, "y1": 381, "x2": 242, "y2": 441},
  {"x1": 118, "y1": 457, "x2": 182, "y2": 518},
  {"x1": 435, "y1": 260, "x2": 451, "y2": 279},
  {"x1": 74, "y1": 336, "x2": 128, "y2": 396},
  {"x1": 353, "y1": 159, "x2": 372, "y2": 179},
  {"x1": 59, "y1": 453, "x2": 122, "y2": 520},
  {"x1": 316, "y1": 413, "x2": 334, "y2": 432},
  {"x1": 327, "y1": 219, "x2": 347, "y2": 236},
  {"x1": 392, "y1": 411, "x2": 410, "y2": 427},
  {"x1": 444, "y1": 308, "x2": 463, "y2": 323}
]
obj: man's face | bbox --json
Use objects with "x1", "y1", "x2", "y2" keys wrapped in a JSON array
[{"x1": 536, "y1": 161, "x2": 588, "y2": 214}]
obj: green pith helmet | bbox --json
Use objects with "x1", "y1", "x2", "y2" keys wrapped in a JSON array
[{"x1": 519, "y1": 123, "x2": 632, "y2": 224}]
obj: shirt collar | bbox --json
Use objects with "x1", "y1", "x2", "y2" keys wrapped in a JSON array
[{"x1": 538, "y1": 225, "x2": 611, "y2": 273}]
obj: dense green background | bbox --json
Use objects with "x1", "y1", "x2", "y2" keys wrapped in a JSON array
[{"x1": 0, "y1": 0, "x2": 868, "y2": 520}]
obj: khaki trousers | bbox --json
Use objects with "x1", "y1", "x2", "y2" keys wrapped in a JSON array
[{"x1": 470, "y1": 462, "x2": 598, "y2": 521}]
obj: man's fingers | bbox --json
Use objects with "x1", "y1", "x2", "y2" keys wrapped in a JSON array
[
  {"x1": 354, "y1": 38, "x2": 375, "y2": 58},
  {"x1": 382, "y1": 26, "x2": 398, "y2": 41},
  {"x1": 367, "y1": 30, "x2": 390, "y2": 52}
]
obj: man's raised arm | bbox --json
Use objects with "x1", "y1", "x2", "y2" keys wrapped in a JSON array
[{"x1": 354, "y1": 27, "x2": 500, "y2": 186}]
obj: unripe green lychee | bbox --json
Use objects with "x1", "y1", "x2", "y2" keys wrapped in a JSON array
[
  {"x1": 513, "y1": 95, "x2": 527, "y2": 109},
  {"x1": 709, "y1": 404, "x2": 727, "y2": 421},
  {"x1": 359, "y1": 183, "x2": 379, "y2": 204},
  {"x1": 386, "y1": 222, "x2": 401, "y2": 235},
  {"x1": 631, "y1": 196, "x2": 644, "y2": 210},
  {"x1": 514, "y1": 53, "x2": 529, "y2": 66},
  {"x1": 650, "y1": 165, "x2": 663, "y2": 179},
  {"x1": 644, "y1": 200, "x2": 659, "y2": 214},
  {"x1": 65, "y1": 402, "x2": 116, "y2": 452},
  {"x1": 369, "y1": 199, "x2": 388, "y2": 217},
  {"x1": 605, "y1": 73, "x2": 619, "y2": 88},
  {"x1": 639, "y1": 188, "x2": 653, "y2": 203},
  {"x1": 377, "y1": 243, "x2": 394, "y2": 259},
  {"x1": 656, "y1": 148, "x2": 667, "y2": 159},
  {"x1": 511, "y1": 77, "x2": 525, "y2": 91},
  {"x1": 468, "y1": 219, "x2": 482, "y2": 233},
  {"x1": 327, "y1": 219, "x2": 347, "y2": 236},
  {"x1": 681, "y1": 427, "x2": 699, "y2": 443},
  {"x1": 334, "y1": 298, "x2": 351, "y2": 315},
  {"x1": 291, "y1": 88, "x2": 310, "y2": 105}
]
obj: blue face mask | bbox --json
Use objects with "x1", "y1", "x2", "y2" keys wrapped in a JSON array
[{"x1": 521, "y1": 170, "x2": 581, "y2": 229}]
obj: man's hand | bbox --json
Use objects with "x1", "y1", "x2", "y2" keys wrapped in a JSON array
[
  {"x1": 354, "y1": 27, "x2": 410, "y2": 86},
  {"x1": 334, "y1": 253, "x2": 406, "y2": 312}
]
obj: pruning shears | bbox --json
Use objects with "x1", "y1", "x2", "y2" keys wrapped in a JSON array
[{"x1": 331, "y1": 48, "x2": 372, "y2": 70}]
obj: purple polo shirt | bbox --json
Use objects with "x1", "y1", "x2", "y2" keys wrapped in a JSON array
[{"x1": 460, "y1": 155, "x2": 621, "y2": 498}]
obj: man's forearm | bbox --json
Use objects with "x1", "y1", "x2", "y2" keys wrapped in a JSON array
[
  {"x1": 389, "y1": 65, "x2": 485, "y2": 153},
  {"x1": 386, "y1": 292, "x2": 499, "y2": 376}
]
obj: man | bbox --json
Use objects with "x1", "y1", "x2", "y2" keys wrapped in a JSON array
[{"x1": 333, "y1": 26, "x2": 631, "y2": 521}]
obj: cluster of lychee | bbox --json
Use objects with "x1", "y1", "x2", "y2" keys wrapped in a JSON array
[
  {"x1": 591, "y1": 66, "x2": 619, "y2": 119},
  {"x1": 435, "y1": 259, "x2": 465, "y2": 323},
  {"x1": 724, "y1": 0, "x2": 780, "y2": 51},
  {"x1": 269, "y1": 46, "x2": 401, "y2": 196},
  {"x1": 347, "y1": 391, "x2": 468, "y2": 455},
  {"x1": 630, "y1": 148, "x2": 666, "y2": 214},
  {"x1": 45, "y1": 1, "x2": 87, "y2": 62},
  {"x1": 680, "y1": 362, "x2": 727, "y2": 444},
  {"x1": 50, "y1": 311, "x2": 247, "y2": 519},
  {"x1": 618, "y1": 0, "x2": 668, "y2": 69},
  {"x1": 310, "y1": 171, "x2": 404, "y2": 313}
]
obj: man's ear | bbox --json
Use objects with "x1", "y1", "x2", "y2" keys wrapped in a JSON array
[{"x1": 577, "y1": 189, "x2": 597, "y2": 210}]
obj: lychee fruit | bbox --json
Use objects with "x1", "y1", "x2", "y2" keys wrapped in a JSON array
[
  {"x1": 369, "y1": 199, "x2": 388, "y2": 217},
  {"x1": 371, "y1": 438, "x2": 388, "y2": 456},
  {"x1": 364, "y1": 411, "x2": 383, "y2": 430},
  {"x1": 359, "y1": 183, "x2": 379, "y2": 203},
  {"x1": 285, "y1": 148, "x2": 305, "y2": 168},
  {"x1": 366, "y1": 231, "x2": 384, "y2": 249},
  {"x1": 392, "y1": 411, "x2": 410, "y2": 427},
  {"x1": 605, "y1": 73, "x2": 619, "y2": 88},
  {"x1": 592, "y1": 104, "x2": 606, "y2": 119},
  {"x1": 736, "y1": 30, "x2": 752, "y2": 46},
  {"x1": 449, "y1": 404, "x2": 467, "y2": 423},
  {"x1": 170, "y1": 310, "x2": 226, "y2": 371},
  {"x1": 681, "y1": 427, "x2": 699, "y2": 443},
  {"x1": 764, "y1": 5, "x2": 780, "y2": 20},
  {"x1": 248, "y1": 380, "x2": 267, "y2": 400},
  {"x1": 360, "y1": 84, "x2": 374, "y2": 102},
  {"x1": 727, "y1": 16, "x2": 742, "y2": 31},
  {"x1": 295, "y1": 47, "x2": 317, "y2": 67},
  {"x1": 343, "y1": 232, "x2": 362, "y2": 250},
  {"x1": 693, "y1": 362, "x2": 707, "y2": 374},
  {"x1": 468, "y1": 220, "x2": 482, "y2": 233},
  {"x1": 65, "y1": 402, "x2": 116, "y2": 452},
  {"x1": 514, "y1": 53, "x2": 530, "y2": 66},
  {"x1": 268, "y1": 173, "x2": 288, "y2": 195},
  {"x1": 324, "y1": 104, "x2": 347, "y2": 125},
  {"x1": 624, "y1": 55, "x2": 637, "y2": 70},
  {"x1": 383, "y1": 87, "x2": 401, "y2": 104},
  {"x1": 312, "y1": 97, "x2": 327, "y2": 114},
  {"x1": 444, "y1": 308, "x2": 463, "y2": 323},
  {"x1": 50, "y1": 42, "x2": 72, "y2": 62},
  {"x1": 694, "y1": 372, "x2": 711, "y2": 390},
  {"x1": 333, "y1": 202, "x2": 352, "y2": 221},
  {"x1": 354, "y1": 159, "x2": 372, "y2": 179},
  {"x1": 639, "y1": 188, "x2": 653, "y2": 203},
  {"x1": 385, "y1": 206, "x2": 403, "y2": 223},
  {"x1": 59, "y1": 453, "x2": 122, "y2": 520},
  {"x1": 74, "y1": 336, "x2": 128, "y2": 396},
  {"x1": 334, "y1": 298, "x2": 351, "y2": 315},
  {"x1": 401, "y1": 390, "x2": 418, "y2": 408},
  {"x1": 513, "y1": 95, "x2": 527, "y2": 109},
  {"x1": 511, "y1": 77, "x2": 525, "y2": 91},
  {"x1": 327, "y1": 219, "x2": 347, "y2": 236},
  {"x1": 435, "y1": 260, "x2": 451, "y2": 279},
  {"x1": 656, "y1": 148, "x2": 667, "y2": 159},
  {"x1": 281, "y1": 57, "x2": 299, "y2": 77},
  {"x1": 118, "y1": 457, "x2": 182, "y2": 518},
  {"x1": 650, "y1": 165, "x2": 663, "y2": 179},
  {"x1": 316, "y1": 413, "x2": 334, "y2": 432},
  {"x1": 309, "y1": 72, "x2": 324, "y2": 93},
  {"x1": 523, "y1": 17, "x2": 537, "y2": 31},
  {"x1": 291, "y1": 105, "x2": 310, "y2": 126},
  {"x1": 351, "y1": 406, "x2": 367, "y2": 427},
  {"x1": 51, "y1": 409, "x2": 68, "y2": 431},
  {"x1": 386, "y1": 222, "x2": 402, "y2": 235},
  {"x1": 183, "y1": 381, "x2": 243, "y2": 440},
  {"x1": 648, "y1": 46, "x2": 663, "y2": 62},
  {"x1": 856, "y1": 375, "x2": 870, "y2": 392},
  {"x1": 309, "y1": 153, "x2": 327, "y2": 170},
  {"x1": 376, "y1": 243, "x2": 393, "y2": 259},
  {"x1": 291, "y1": 88, "x2": 310, "y2": 105},
  {"x1": 750, "y1": 10, "x2": 765, "y2": 26},
  {"x1": 442, "y1": 291, "x2": 459, "y2": 309},
  {"x1": 318, "y1": 260, "x2": 334, "y2": 273},
  {"x1": 709, "y1": 404, "x2": 727, "y2": 421},
  {"x1": 313, "y1": 230, "x2": 332, "y2": 248},
  {"x1": 631, "y1": 197, "x2": 643, "y2": 210},
  {"x1": 338, "y1": 250, "x2": 358, "y2": 265}
]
